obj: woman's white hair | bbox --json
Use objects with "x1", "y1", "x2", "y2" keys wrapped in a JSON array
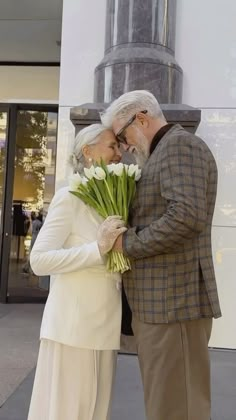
[
  {"x1": 100, "y1": 90, "x2": 165, "y2": 128},
  {"x1": 69, "y1": 124, "x2": 108, "y2": 173}
]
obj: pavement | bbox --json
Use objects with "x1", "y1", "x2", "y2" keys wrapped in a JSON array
[
  {"x1": 0, "y1": 304, "x2": 43, "y2": 408},
  {"x1": 0, "y1": 304, "x2": 236, "y2": 420}
]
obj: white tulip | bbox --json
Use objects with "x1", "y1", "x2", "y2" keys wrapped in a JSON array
[
  {"x1": 113, "y1": 163, "x2": 124, "y2": 176},
  {"x1": 94, "y1": 167, "x2": 106, "y2": 180},
  {"x1": 81, "y1": 176, "x2": 88, "y2": 185},
  {"x1": 68, "y1": 173, "x2": 82, "y2": 190},
  {"x1": 135, "y1": 168, "x2": 142, "y2": 181},
  {"x1": 107, "y1": 163, "x2": 116, "y2": 174},
  {"x1": 127, "y1": 164, "x2": 142, "y2": 180},
  {"x1": 123, "y1": 164, "x2": 129, "y2": 173},
  {"x1": 127, "y1": 164, "x2": 136, "y2": 177},
  {"x1": 84, "y1": 165, "x2": 96, "y2": 179}
]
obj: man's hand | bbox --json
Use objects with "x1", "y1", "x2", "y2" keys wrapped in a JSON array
[{"x1": 112, "y1": 233, "x2": 123, "y2": 252}]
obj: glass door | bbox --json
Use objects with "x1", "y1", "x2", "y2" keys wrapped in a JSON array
[
  {"x1": 0, "y1": 104, "x2": 16, "y2": 302},
  {"x1": 7, "y1": 108, "x2": 58, "y2": 301},
  {"x1": 0, "y1": 110, "x2": 7, "y2": 222},
  {"x1": 0, "y1": 109, "x2": 8, "y2": 284},
  {"x1": 0, "y1": 104, "x2": 58, "y2": 302}
]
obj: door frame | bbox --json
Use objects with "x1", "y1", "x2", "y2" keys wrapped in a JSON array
[{"x1": 0, "y1": 103, "x2": 58, "y2": 303}]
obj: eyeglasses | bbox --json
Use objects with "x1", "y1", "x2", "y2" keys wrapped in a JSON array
[{"x1": 116, "y1": 110, "x2": 148, "y2": 145}]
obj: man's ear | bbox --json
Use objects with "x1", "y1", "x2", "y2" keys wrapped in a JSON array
[{"x1": 136, "y1": 112, "x2": 149, "y2": 128}]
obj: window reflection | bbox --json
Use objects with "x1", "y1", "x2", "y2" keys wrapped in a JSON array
[
  {"x1": 0, "y1": 112, "x2": 7, "y2": 230},
  {"x1": 8, "y1": 110, "x2": 58, "y2": 299}
]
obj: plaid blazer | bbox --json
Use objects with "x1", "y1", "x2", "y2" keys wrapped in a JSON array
[{"x1": 123, "y1": 124, "x2": 221, "y2": 324}]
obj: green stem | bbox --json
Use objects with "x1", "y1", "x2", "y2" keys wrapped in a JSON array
[
  {"x1": 106, "y1": 251, "x2": 131, "y2": 273},
  {"x1": 104, "y1": 179, "x2": 120, "y2": 214}
]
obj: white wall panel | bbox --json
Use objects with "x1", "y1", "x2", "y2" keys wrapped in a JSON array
[
  {"x1": 197, "y1": 110, "x2": 236, "y2": 348},
  {"x1": 55, "y1": 107, "x2": 75, "y2": 190},
  {"x1": 210, "y1": 226, "x2": 236, "y2": 349},
  {"x1": 197, "y1": 109, "x2": 236, "y2": 228},
  {"x1": 176, "y1": 0, "x2": 236, "y2": 107},
  {"x1": 59, "y1": 0, "x2": 107, "y2": 106}
]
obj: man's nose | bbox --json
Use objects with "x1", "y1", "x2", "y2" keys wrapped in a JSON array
[{"x1": 120, "y1": 143, "x2": 130, "y2": 152}]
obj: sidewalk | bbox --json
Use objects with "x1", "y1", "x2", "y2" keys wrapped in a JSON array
[
  {"x1": 0, "y1": 304, "x2": 236, "y2": 420},
  {"x1": 0, "y1": 304, "x2": 43, "y2": 408}
]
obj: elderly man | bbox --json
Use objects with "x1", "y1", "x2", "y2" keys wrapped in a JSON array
[{"x1": 101, "y1": 90, "x2": 221, "y2": 420}]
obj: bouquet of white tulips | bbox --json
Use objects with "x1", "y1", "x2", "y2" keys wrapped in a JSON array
[{"x1": 69, "y1": 161, "x2": 141, "y2": 273}]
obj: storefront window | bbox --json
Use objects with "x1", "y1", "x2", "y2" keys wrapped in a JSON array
[
  {"x1": 7, "y1": 109, "x2": 58, "y2": 299},
  {"x1": 0, "y1": 112, "x2": 7, "y2": 244}
]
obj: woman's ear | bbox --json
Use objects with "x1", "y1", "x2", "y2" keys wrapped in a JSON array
[{"x1": 82, "y1": 145, "x2": 91, "y2": 160}]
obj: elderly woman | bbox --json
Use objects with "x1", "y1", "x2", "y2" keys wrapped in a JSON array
[{"x1": 27, "y1": 124, "x2": 125, "y2": 420}]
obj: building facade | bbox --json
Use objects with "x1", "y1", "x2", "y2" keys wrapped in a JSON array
[{"x1": 0, "y1": 0, "x2": 235, "y2": 349}]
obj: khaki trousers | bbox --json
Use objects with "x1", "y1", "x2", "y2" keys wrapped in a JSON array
[{"x1": 132, "y1": 317, "x2": 212, "y2": 420}]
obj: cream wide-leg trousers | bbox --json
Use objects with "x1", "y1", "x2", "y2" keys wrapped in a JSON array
[{"x1": 27, "y1": 339, "x2": 117, "y2": 420}]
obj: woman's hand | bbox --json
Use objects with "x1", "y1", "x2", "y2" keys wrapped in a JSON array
[{"x1": 97, "y1": 215, "x2": 127, "y2": 256}]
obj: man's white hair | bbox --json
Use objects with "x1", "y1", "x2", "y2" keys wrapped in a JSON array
[
  {"x1": 69, "y1": 124, "x2": 108, "y2": 173},
  {"x1": 100, "y1": 90, "x2": 165, "y2": 128}
]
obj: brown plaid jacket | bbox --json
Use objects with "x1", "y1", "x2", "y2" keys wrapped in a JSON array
[{"x1": 123, "y1": 124, "x2": 221, "y2": 324}]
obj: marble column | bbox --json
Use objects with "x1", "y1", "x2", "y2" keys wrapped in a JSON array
[{"x1": 94, "y1": 0, "x2": 183, "y2": 103}]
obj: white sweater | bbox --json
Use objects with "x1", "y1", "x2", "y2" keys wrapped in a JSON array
[{"x1": 30, "y1": 187, "x2": 121, "y2": 350}]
